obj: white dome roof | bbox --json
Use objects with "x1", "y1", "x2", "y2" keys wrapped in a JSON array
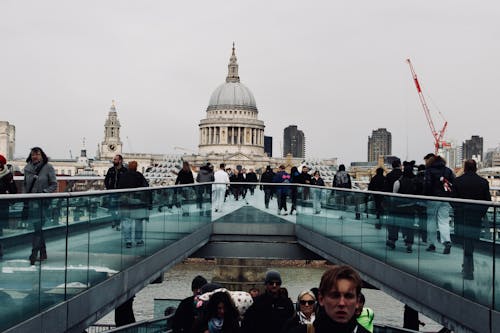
[{"x1": 208, "y1": 82, "x2": 256, "y2": 108}]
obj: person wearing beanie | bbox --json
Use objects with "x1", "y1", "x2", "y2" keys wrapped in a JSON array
[
  {"x1": 172, "y1": 275, "x2": 208, "y2": 333},
  {"x1": 0, "y1": 155, "x2": 17, "y2": 259},
  {"x1": 23, "y1": 147, "x2": 57, "y2": 265},
  {"x1": 242, "y1": 270, "x2": 294, "y2": 333}
]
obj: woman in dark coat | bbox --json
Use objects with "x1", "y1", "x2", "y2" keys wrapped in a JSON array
[
  {"x1": 23, "y1": 147, "x2": 57, "y2": 265},
  {"x1": 191, "y1": 291, "x2": 240, "y2": 333},
  {"x1": 0, "y1": 155, "x2": 17, "y2": 259}
]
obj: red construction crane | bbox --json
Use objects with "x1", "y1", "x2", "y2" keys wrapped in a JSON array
[{"x1": 406, "y1": 58, "x2": 448, "y2": 155}]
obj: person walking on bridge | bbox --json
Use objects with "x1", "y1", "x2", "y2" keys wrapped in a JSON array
[
  {"x1": 452, "y1": 159, "x2": 491, "y2": 280},
  {"x1": 0, "y1": 155, "x2": 17, "y2": 259},
  {"x1": 424, "y1": 154, "x2": 455, "y2": 254},
  {"x1": 117, "y1": 161, "x2": 150, "y2": 248},
  {"x1": 104, "y1": 154, "x2": 127, "y2": 229},
  {"x1": 213, "y1": 163, "x2": 230, "y2": 213},
  {"x1": 175, "y1": 161, "x2": 195, "y2": 216},
  {"x1": 24, "y1": 147, "x2": 57, "y2": 265},
  {"x1": 242, "y1": 270, "x2": 294, "y2": 333},
  {"x1": 196, "y1": 162, "x2": 214, "y2": 215},
  {"x1": 260, "y1": 166, "x2": 275, "y2": 209}
]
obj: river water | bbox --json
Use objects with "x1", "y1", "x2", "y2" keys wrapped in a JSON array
[{"x1": 97, "y1": 260, "x2": 442, "y2": 332}]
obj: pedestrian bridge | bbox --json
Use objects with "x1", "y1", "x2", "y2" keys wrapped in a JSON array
[{"x1": 0, "y1": 183, "x2": 499, "y2": 333}]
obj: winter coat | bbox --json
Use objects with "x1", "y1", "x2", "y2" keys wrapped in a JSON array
[
  {"x1": 242, "y1": 292, "x2": 294, "y2": 333},
  {"x1": 117, "y1": 170, "x2": 151, "y2": 209},
  {"x1": 333, "y1": 171, "x2": 352, "y2": 188},
  {"x1": 196, "y1": 166, "x2": 214, "y2": 183},
  {"x1": 452, "y1": 171, "x2": 491, "y2": 239},
  {"x1": 424, "y1": 156, "x2": 455, "y2": 197},
  {"x1": 23, "y1": 162, "x2": 57, "y2": 193},
  {"x1": 260, "y1": 170, "x2": 275, "y2": 190},
  {"x1": 245, "y1": 172, "x2": 258, "y2": 183},
  {"x1": 383, "y1": 168, "x2": 402, "y2": 193},
  {"x1": 172, "y1": 295, "x2": 196, "y2": 333},
  {"x1": 104, "y1": 165, "x2": 127, "y2": 189},
  {"x1": 0, "y1": 171, "x2": 17, "y2": 195},
  {"x1": 176, "y1": 169, "x2": 195, "y2": 185},
  {"x1": 296, "y1": 172, "x2": 312, "y2": 185},
  {"x1": 273, "y1": 171, "x2": 291, "y2": 195},
  {"x1": 0, "y1": 170, "x2": 17, "y2": 224},
  {"x1": 311, "y1": 177, "x2": 325, "y2": 187},
  {"x1": 368, "y1": 174, "x2": 385, "y2": 192}
]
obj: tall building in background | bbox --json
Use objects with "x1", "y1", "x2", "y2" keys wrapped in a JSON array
[
  {"x1": 283, "y1": 125, "x2": 305, "y2": 158},
  {"x1": 98, "y1": 100, "x2": 123, "y2": 160},
  {"x1": 0, "y1": 121, "x2": 15, "y2": 160},
  {"x1": 264, "y1": 136, "x2": 273, "y2": 157},
  {"x1": 198, "y1": 43, "x2": 265, "y2": 157},
  {"x1": 462, "y1": 135, "x2": 483, "y2": 161},
  {"x1": 367, "y1": 128, "x2": 391, "y2": 162}
]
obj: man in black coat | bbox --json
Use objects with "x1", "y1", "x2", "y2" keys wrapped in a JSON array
[
  {"x1": 104, "y1": 154, "x2": 127, "y2": 229},
  {"x1": 172, "y1": 275, "x2": 207, "y2": 333},
  {"x1": 260, "y1": 166, "x2": 275, "y2": 208},
  {"x1": 453, "y1": 159, "x2": 491, "y2": 279},
  {"x1": 245, "y1": 168, "x2": 258, "y2": 195},
  {"x1": 117, "y1": 161, "x2": 150, "y2": 248},
  {"x1": 242, "y1": 270, "x2": 294, "y2": 333},
  {"x1": 296, "y1": 166, "x2": 312, "y2": 200}
]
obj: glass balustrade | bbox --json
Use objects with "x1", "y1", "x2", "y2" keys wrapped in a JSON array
[
  {"x1": 290, "y1": 185, "x2": 498, "y2": 311},
  {"x1": 1, "y1": 182, "x2": 498, "y2": 331},
  {"x1": 0, "y1": 184, "x2": 211, "y2": 331}
]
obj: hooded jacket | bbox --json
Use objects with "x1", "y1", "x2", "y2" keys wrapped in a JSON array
[{"x1": 424, "y1": 156, "x2": 455, "y2": 197}]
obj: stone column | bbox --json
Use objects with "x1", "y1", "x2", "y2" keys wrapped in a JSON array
[{"x1": 211, "y1": 258, "x2": 268, "y2": 293}]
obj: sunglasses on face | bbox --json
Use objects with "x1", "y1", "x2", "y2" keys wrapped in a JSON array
[
  {"x1": 299, "y1": 300, "x2": 315, "y2": 306},
  {"x1": 268, "y1": 281, "x2": 281, "y2": 286}
]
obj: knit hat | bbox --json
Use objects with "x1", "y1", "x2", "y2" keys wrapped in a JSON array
[
  {"x1": 0, "y1": 155, "x2": 6, "y2": 165},
  {"x1": 191, "y1": 275, "x2": 208, "y2": 291},
  {"x1": 265, "y1": 270, "x2": 282, "y2": 284}
]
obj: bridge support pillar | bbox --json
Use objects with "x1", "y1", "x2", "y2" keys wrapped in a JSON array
[{"x1": 211, "y1": 258, "x2": 268, "y2": 293}]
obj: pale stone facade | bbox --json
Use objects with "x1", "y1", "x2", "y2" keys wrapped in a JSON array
[
  {"x1": 0, "y1": 121, "x2": 15, "y2": 160},
  {"x1": 197, "y1": 44, "x2": 267, "y2": 164}
]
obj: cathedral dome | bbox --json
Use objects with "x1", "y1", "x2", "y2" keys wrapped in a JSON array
[
  {"x1": 207, "y1": 43, "x2": 257, "y2": 110},
  {"x1": 208, "y1": 82, "x2": 256, "y2": 108}
]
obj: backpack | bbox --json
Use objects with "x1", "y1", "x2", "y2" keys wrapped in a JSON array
[{"x1": 335, "y1": 171, "x2": 349, "y2": 188}]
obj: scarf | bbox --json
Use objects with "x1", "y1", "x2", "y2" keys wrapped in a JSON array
[
  {"x1": 314, "y1": 313, "x2": 358, "y2": 333},
  {"x1": 298, "y1": 311, "x2": 316, "y2": 325},
  {"x1": 208, "y1": 317, "x2": 224, "y2": 333}
]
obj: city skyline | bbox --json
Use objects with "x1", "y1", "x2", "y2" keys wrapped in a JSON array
[{"x1": 1, "y1": 1, "x2": 499, "y2": 165}]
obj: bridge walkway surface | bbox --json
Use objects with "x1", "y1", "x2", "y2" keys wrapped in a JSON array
[{"x1": 0, "y1": 183, "x2": 499, "y2": 332}]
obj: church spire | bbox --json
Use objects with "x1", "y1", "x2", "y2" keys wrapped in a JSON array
[{"x1": 226, "y1": 42, "x2": 240, "y2": 83}]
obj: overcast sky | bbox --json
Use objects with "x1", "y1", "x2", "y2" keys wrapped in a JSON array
[{"x1": 1, "y1": 0, "x2": 499, "y2": 165}]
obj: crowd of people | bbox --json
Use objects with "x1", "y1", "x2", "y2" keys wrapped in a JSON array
[
  {"x1": 171, "y1": 265, "x2": 373, "y2": 333},
  {"x1": 0, "y1": 148, "x2": 494, "y2": 330},
  {"x1": 368, "y1": 154, "x2": 491, "y2": 279}
]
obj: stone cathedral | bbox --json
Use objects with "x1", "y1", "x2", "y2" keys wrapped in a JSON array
[{"x1": 186, "y1": 44, "x2": 293, "y2": 170}]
